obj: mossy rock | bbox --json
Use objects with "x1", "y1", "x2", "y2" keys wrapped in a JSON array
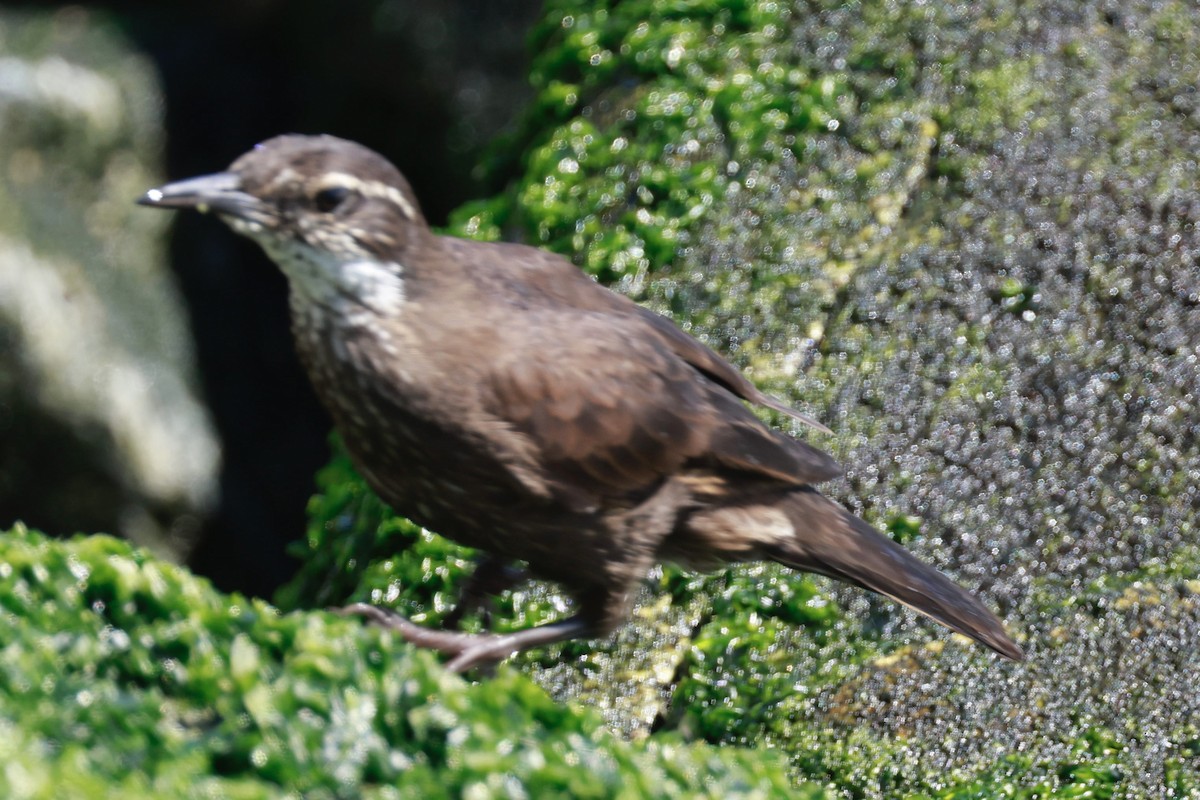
[
  {"x1": 287, "y1": 0, "x2": 1200, "y2": 796},
  {"x1": 0, "y1": 524, "x2": 807, "y2": 799},
  {"x1": 7, "y1": 0, "x2": 1200, "y2": 796}
]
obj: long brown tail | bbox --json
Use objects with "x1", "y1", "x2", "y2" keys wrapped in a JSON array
[{"x1": 764, "y1": 488, "x2": 1024, "y2": 661}]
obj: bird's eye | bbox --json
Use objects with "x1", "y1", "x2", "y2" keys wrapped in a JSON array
[{"x1": 313, "y1": 186, "x2": 352, "y2": 213}]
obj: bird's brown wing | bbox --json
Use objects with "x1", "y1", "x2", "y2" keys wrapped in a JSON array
[
  {"x1": 500, "y1": 245, "x2": 830, "y2": 432},
  {"x1": 483, "y1": 312, "x2": 840, "y2": 511}
]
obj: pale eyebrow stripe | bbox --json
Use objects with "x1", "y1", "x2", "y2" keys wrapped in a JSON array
[{"x1": 318, "y1": 171, "x2": 417, "y2": 220}]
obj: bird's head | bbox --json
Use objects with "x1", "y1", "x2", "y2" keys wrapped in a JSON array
[{"x1": 139, "y1": 135, "x2": 426, "y2": 314}]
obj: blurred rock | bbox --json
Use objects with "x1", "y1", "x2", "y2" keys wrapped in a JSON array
[{"x1": 0, "y1": 8, "x2": 218, "y2": 558}]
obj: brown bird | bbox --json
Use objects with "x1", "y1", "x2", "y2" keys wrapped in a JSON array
[{"x1": 138, "y1": 134, "x2": 1023, "y2": 671}]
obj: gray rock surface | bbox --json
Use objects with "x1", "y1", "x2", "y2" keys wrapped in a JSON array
[{"x1": 0, "y1": 9, "x2": 218, "y2": 557}]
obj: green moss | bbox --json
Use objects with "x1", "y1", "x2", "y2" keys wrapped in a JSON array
[
  {"x1": 0, "y1": 524, "x2": 808, "y2": 798},
  {"x1": 664, "y1": 565, "x2": 851, "y2": 746},
  {"x1": 451, "y1": 0, "x2": 847, "y2": 293}
]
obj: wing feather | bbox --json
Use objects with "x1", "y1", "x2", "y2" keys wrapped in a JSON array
[
  {"x1": 498, "y1": 244, "x2": 830, "y2": 432},
  {"x1": 482, "y1": 310, "x2": 840, "y2": 510}
]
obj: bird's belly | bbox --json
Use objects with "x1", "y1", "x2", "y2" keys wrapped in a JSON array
[
  {"x1": 338, "y1": 429, "x2": 625, "y2": 591},
  {"x1": 334, "y1": 412, "x2": 556, "y2": 549},
  {"x1": 304, "y1": 329, "x2": 614, "y2": 580}
]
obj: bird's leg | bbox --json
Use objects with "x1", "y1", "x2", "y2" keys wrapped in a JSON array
[
  {"x1": 336, "y1": 603, "x2": 598, "y2": 672},
  {"x1": 442, "y1": 555, "x2": 529, "y2": 630},
  {"x1": 337, "y1": 585, "x2": 619, "y2": 673}
]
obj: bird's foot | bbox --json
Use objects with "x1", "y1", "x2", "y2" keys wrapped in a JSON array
[
  {"x1": 335, "y1": 603, "x2": 507, "y2": 671},
  {"x1": 334, "y1": 603, "x2": 592, "y2": 673}
]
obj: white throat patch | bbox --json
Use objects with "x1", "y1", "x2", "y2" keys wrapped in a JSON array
[
  {"x1": 257, "y1": 234, "x2": 407, "y2": 321},
  {"x1": 338, "y1": 258, "x2": 407, "y2": 316}
]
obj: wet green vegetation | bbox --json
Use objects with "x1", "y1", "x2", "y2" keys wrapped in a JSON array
[{"x1": 0, "y1": 524, "x2": 805, "y2": 798}]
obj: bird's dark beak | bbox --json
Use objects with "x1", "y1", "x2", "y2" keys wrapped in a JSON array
[{"x1": 137, "y1": 172, "x2": 259, "y2": 220}]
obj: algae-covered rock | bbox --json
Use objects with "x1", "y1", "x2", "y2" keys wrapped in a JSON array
[
  {"x1": 5, "y1": 0, "x2": 1200, "y2": 796},
  {"x1": 0, "y1": 8, "x2": 218, "y2": 557},
  {"x1": 0, "y1": 524, "x2": 806, "y2": 799},
  {"x1": 286, "y1": 0, "x2": 1200, "y2": 795}
]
